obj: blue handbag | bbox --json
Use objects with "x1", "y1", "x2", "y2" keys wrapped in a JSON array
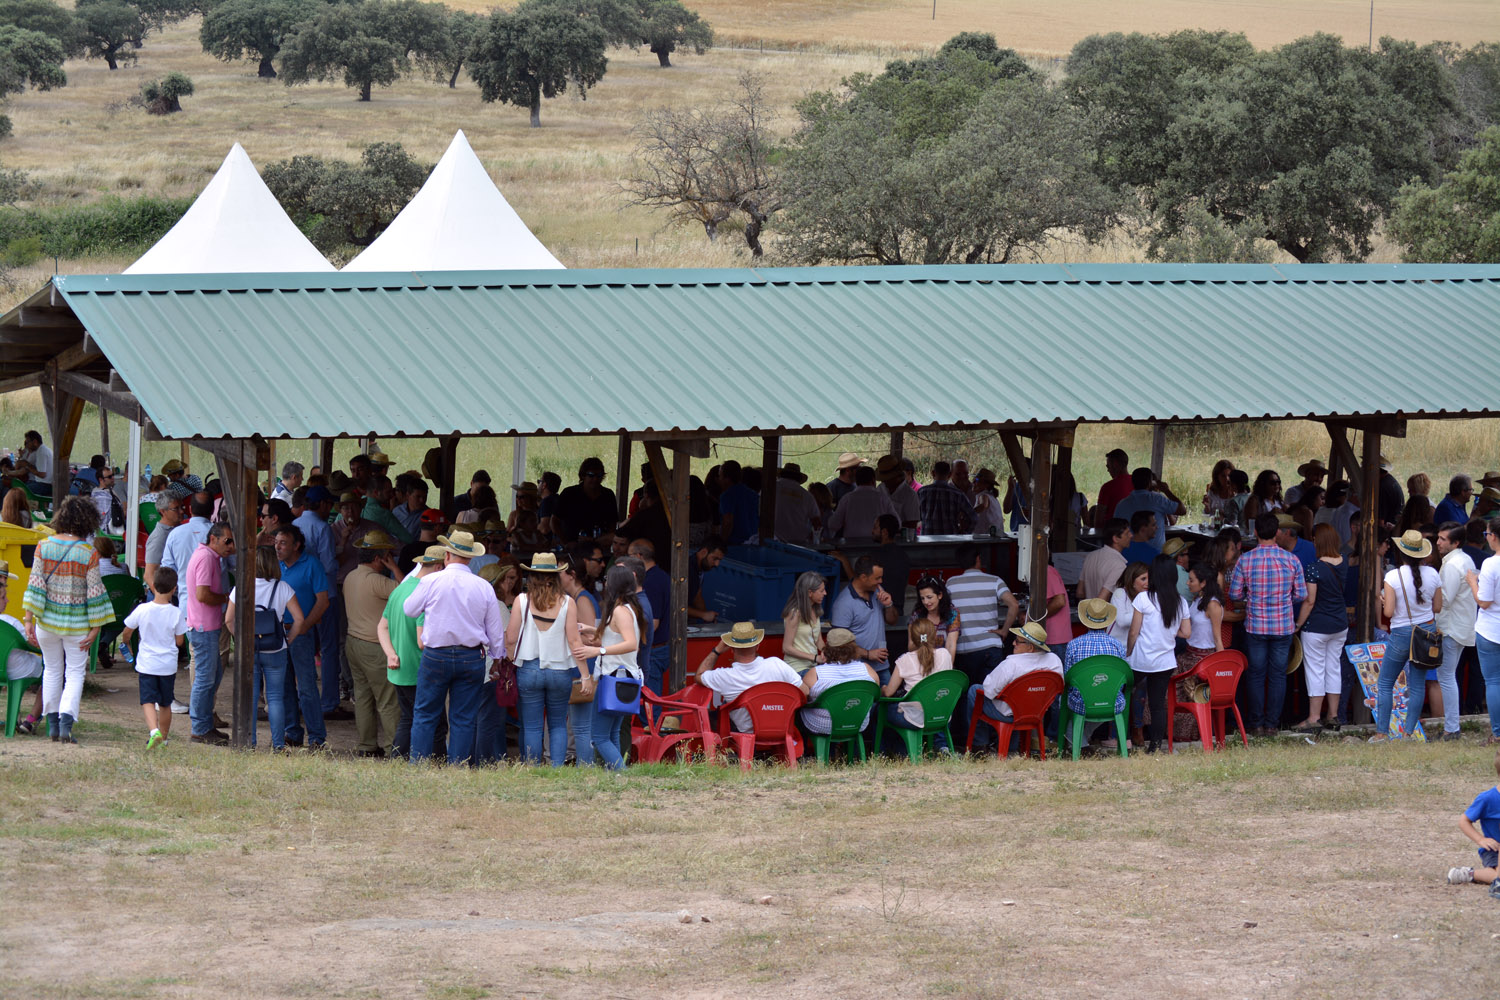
[{"x1": 597, "y1": 672, "x2": 642, "y2": 714}]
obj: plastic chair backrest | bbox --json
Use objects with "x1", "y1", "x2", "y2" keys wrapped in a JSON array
[
  {"x1": 104, "y1": 574, "x2": 146, "y2": 622},
  {"x1": 722, "y1": 682, "x2": 805, "y2": 739},
  {"x1": 1194, "y1": 649, "x2": 1247, "y2": 705},
  {"x1": 138, "y1": 503, "x2": 161, "y2": 534},
  {"x1": 0, "y1": 619, "x2": 38, "y2": 682},
  {"x1": 901, "y1": 669, "x2": 967, "y2": 729},
  {"x1": 996, "y1": 670, "x2": 1065, "y2": 724},
  {"x1": 1063, "y1": 655, "x2": 1132, "y2": 717},
  {"x1": 809, "y1": 679, "x2": 878, "y2": 737}
]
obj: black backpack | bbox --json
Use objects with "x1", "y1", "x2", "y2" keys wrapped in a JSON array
[{"x1": 253, "y1": 582, "x2": 287, "y2": 652}]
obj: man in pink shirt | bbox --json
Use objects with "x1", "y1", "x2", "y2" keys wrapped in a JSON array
[{"x1": 186, "y1": 523, "x2": 234, "y2": 744}]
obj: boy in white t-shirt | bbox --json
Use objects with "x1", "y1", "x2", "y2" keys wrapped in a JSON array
[{"x1": 119, "y1": 567, "x2": 189, "y2": 750}]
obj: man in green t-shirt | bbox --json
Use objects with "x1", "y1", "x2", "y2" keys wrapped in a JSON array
[{"x1": 379, "y1": 545, "x2": 445, "y2": 759}]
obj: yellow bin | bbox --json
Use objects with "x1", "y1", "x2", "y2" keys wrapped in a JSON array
[{"x1": 0, "y1": 521, "x2": 54, "y2": 619}]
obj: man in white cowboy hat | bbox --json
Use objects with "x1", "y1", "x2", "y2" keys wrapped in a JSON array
[
  {"x1": 1284, "y1": 459, "x2": 1328, "y2": 507},
  {"x1": 826, "y1": 452, "x2": 864, "y2": 508},
  {"x1": 380, "y1": 544, "x2": 448, "y2": 760},
  {"x1": 1229, "y1": 512, "x2": 1307, "y2": 735},
  {"x1": 966, "y1": 620, "x2": 1063, "y2": 751},
  {"x1": 695, "y1": 622, "x2": 806, "y2": 732},
  {"x1": 875, "y1": 455, "x2": 920, "y2": 531},
  {"x1": 402, "y1": 529, "x2": 507, "y2": 765},
  {"x1": 773, "y1": 462, "x2": 821, "y2": 546},
  {"x1": 344, "y1": 529, "x2": 402, "y2": 758}
]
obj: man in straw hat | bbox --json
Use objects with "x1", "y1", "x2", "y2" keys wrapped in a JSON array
[
  {"x1": 1475, "y1": 487, "x2": 1500, "y2": 522},
  {"x1": 1284, "y1": 459, "x2": 1328, "y2": 508},
  {"x1": 826, "y1": 452, "x2": 864, "y2": 508},
  {"x1": 401, "y1": 529, "x2": 507, "y2": 764},
  {"x1": 696, "y1": 622, "x2": 807, "y2": 732},
  {"x1": 966, "y1": 620, "x2": 1063, "y2": 752},
  {"x1": 1061, "y1": 598, "x2": 1129, "y2": 752},
  {"x1": 1229, "y1": 512, "x2": 1307, "y2": 735},
  {"x1": 876, "y1": 455, "x2": 920, "y2": 531},
  {"x1": 773, "y1": 462, "x2": 821, "y2": 546},
  {"x1": 344, "y1": 530, "x2": 402, "y2": 758},
  {"x1": 380, "y1": 545, "x2": 448, "y2": 760}
]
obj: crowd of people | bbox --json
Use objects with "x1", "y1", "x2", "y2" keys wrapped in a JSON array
[{"x1": 6, "y1": 434, "x2": 1500, "y2": 765}]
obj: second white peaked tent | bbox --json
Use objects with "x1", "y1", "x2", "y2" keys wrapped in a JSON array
[
  {"x1": 342, "y1": 130, "x2": 564, "y2": 272},
  {"x1": 126, "y1": 143, "x2": 334, "y2": 274}
]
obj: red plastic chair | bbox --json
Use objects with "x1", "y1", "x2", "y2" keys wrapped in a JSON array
[
  {"x1": 966, "y1": 670, "x2": 1064, "y2": 759},
  {"x1": 716, "y1": 682, "x2": 806, "y2": 771},
  {"x1": 1167, "y1": 649, "x2": 1249, "y2": 751},
  {"x1": 631, "y1": 684, "x2": 720, "y2": 763}
]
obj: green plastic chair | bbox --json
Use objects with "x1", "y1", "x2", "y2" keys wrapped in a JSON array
[
  {"x1": 100, "y1": 574, "x2": 146, "y2": 653},
  {"x1": 1058, "y1": 655, "x2": 1134, "y2": 760},
  {"x1": 138, "y1": 502, "x2": 161, "y2": 535},
  {"x1": 805, "y1": 679, "x2": 879, "y2": 764},
  {"x1": 17, "y1": 480, "x2": 46, "y2": 517},
  {"x1": 872, "y1": 668, "x2": 966, "y2": 761},
  {"x1": 0, "y1": 620, "x2": 42, "y2": 737}
]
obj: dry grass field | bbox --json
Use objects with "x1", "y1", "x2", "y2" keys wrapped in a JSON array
[{"x1": 2, "y1": 680, "x2": 1498, "y2": 999}]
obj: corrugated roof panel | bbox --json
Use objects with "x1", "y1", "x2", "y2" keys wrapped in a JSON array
[{"x1": 36, "y1": 264, "x2": 1500, "y2": 440}]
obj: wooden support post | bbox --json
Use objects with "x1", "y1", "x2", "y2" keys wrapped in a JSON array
[
  {"x1": 616, "y1": 434, "x2": 632, "y2": 523},
  {"x1": 644, "y1": 442, "x2": 673, "y2": 531},
  {"x1": 1149, "y1": 423, "x2": 1167, "y2": 479},
  {"x1": 1051, "y1": 442, "x2": 1075, "y2": 552},
  {"x1": 1357, "y1": 430, "x2": 1382, "y2": 644},
  {"x1": 180, "y1": 441, "x2": 189, "y2": 474},
  {"x1": 1027, "y1": 433, "x2": 1054, "y2": 619},
  {"x1": 435, "y1": 435, "x2": 457, "y2": 514},
  {"x1": 668, "y1": 446, "x2": 691, "y2": 692},
  {"x1": 1325, "y1": 423, "x2": 1363, "y2": 498},
  {"x1": 319, "y1": 438, "x2": 335, "y2": 480},
  {"x1": 999, "y1": 431, "x2": 1030, "y2": 495},
  {"x1": 231, "y1": 443, "x2": 258, "y2": 748},
  {"x1": 889, "y1": 431, "x2": 903, "y2": 462},
  {"x1": 510, "y1": 437, "x2": 527, "y2": 511},
  {"x1": 97, "y1": 406, "x2": 110, "y2": 463},
  {"x1": 759, "y1": 435, "x2": 779, "y2": 542}
]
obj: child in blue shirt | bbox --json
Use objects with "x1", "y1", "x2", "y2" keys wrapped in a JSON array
[{"x1": 1447, "y1": 751, "x2": 1500, "y2": 893}]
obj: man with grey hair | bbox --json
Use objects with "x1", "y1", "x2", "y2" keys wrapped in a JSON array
[
  {"x1": 1434, "y1": 474, "x2": 1474, "y2": 526},
  {"x1": 272, "y1": 461, "x2": 304, "y2": 504}
]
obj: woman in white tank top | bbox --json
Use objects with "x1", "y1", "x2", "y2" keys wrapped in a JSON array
[{"x1": 505, "y1": 555, "x2": 586, "y2": 767}]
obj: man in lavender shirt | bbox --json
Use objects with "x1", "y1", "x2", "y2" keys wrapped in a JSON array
[{"x1": 402, "y1": 529, "x2": 507, "y2": 765}]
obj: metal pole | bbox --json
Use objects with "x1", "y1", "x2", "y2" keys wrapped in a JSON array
[
  {"x1": 1369, "y1": 1, "x2": 1374, "y2": 51},
  {"x1": 125, "y1": 421, "x2": 141, "y2": 575},
  {"x1": 511, "y1": 437, "x2": 527, "y2": 512}
]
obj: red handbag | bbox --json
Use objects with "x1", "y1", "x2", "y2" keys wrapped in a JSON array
[{"x1": 494, "y1": 606, "x2": 524, "y2": 708}]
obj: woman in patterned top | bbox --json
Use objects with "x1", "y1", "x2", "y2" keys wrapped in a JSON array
[
  {"x1": 22, "y1": 496, "x2": 114, "y2": 744},
  {"x1": 911, "y1": 576, "x2": 960, "y2": 659}
]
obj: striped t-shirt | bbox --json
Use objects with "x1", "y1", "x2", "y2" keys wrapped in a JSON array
[
  {"x1": 22, "y1": 536, "x2": 114, "y2": 635},
  {"x1": 947, "y1": 569, "x2": 1011, "y2": 654}
]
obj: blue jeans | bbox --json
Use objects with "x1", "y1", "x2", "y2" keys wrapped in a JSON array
[
  {"x1": 410, "y1": 645, "x2": 485, "y2": 765},
  {"x1": 518, "y1": 661, "x2": 574, "y2": 766},
  {"x1": 472, "y1": 681, "x2": 506, "y2": 766},
  {"x1": 639, "y1": 645, "x2": 669, "y2": 724},
  {"x1": 592, "y1": 705, "x2": 630, "y2": 771},
  {"x1": 281, "y1": 632, "x2": 326, "y2": 745},
  {"x1": 570, "y1": 695, "x2": 595, "y2": 766},
  {"x1": 252, "y1": 650, "x2": 289, "y2": 750},
  {"x1": 318, "y1": 595, "x2": 343, "y2": 713},
  {"x1": 1477, "y1": 635, "x2": 1500, "y2": 738},
  {"x1": 1434, "y1": 636, "x2": 1464, "y2": 735},
  {"x1": 1244, "y1": 633, "x2": 1292, "y2": 731},
  {"x1": 187, "y1": 628, "x2": 223, "y2": 737},
  {"x1": 1377, "y1": 626, "x2": 1418, "y2": 737},
  {"x1": 883, "y1": 701, "x2": 950, "y2": 752}
]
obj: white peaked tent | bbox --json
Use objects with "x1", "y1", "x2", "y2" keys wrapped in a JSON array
[
  {"x1": 342, "y1": 130, "x2": 564, "y2": 271},
  {"x1": 125, "y1": 143, "x2": 334, "y2": 275}
]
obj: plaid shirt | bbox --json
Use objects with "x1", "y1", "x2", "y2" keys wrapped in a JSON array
[
  {"x1": 1229, "y1": 543, "x2": 1307, "y2": 636},
  {"x1": 1064, "y1": 630, "x2": 1126, "y2": 669},
  {"x1": 917, "y1": 480, "x2": 974, "y2": 535}
]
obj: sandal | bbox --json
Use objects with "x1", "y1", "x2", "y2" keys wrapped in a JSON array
[
  {"x1": 15, "y1": 718, "x2": 33, "y2": 736},
  {"x1": 1321, "y1": 718, "x2": 1342, "y2": 732},
  {"x1": 1291, "y1": 722, "x2": 1321, "y2": 735}
]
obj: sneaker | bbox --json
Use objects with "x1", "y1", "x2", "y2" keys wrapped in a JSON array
[
  {"x1": 1368, "y1": 734, "x2": 1390, "y2": 744},
  {"x1": 1490, "y1": 879, "x2": 1500, "y2": 899},
  {"x1": 284, "y1": 735, "x2": 304, "y2": 748},
  {"x1": 1441, "y1": 730, "x2": 1462, "y2": 742},
  {"x1": 189, "y1": 730, "x2": 229, "y2": 746},
  {"x1": 1448, "y1": 866, "x2": 1475, "y2": 884},
  {"x1": 170, "y1": 701, "x2": 189, "y2": 715},
  {"x1": 146, "y1": 729, "x2": 164, "y2": 750}
]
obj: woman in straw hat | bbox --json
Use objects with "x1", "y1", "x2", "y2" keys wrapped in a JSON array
[
  {"x1": 1126, "y1": 554, "x2": 1192, "y2": 754},
  {"x1": 504, "y1": 552, "x2": 588, "y2": 766},
  {"x1": 1373, "y1": 530, "x2": 1443, "y2": 742},
  {"x1": 799, "y1": 627, "x2": 879, "y2": 738}
]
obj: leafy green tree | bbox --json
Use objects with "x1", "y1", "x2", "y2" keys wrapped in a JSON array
[
  {"x1": 199, "y1": 0, "x2": 318, "y2": 78},
  {"x1": 0, "y1": 23, "x2": 64, "y2": 136},
  {"x1": 262, "y1": 141, "x2": 429, "y2": 248},
  {"x1": 468, "y1": 3, "x2": 607, "y2": 127},
  {"x1": 131, "y1": 0, "x2": 202, "y2": 30},
  {"x1": 780, "y1": 61, "x2": 1117, "y2": 265},
  {"x1": 0, "y1": 0, "x2": 84, "y2": 57},
  {"x1": 74, "y1": 0, "x2": 147, "y2": 70},
  {"x1": 634, "y1": 0, "x2": 708, "y2": 67},
  {"x1": 1146, "y1": 204, "x2": 1273, "y2": 263},
  {"x1": 140, "y1": 69, "x2": 192, "y2": 112},
  {"x1": 279, "y1": 0, "x2": 449, "y2": 101},
  {"x1": 431, "y1": 6, "x2": 478, "y2": 87},
  {"x1": 1388, "y1": 127, "x2": 1500, "y2": 262},
  {"x1": 1442, "y1": 42, "x2": 1500, "y2": 151}
]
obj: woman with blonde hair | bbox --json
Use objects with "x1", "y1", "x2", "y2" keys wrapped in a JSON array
[
  {"x1": 505, "y1": 553, "x2": 586, "y2": 766},
  {"x1": 883, "y1": 617, "x2": 952, "y2": 697},
  {"x1": 781, "y1": 570, "x2": 827, "y2": 673}
]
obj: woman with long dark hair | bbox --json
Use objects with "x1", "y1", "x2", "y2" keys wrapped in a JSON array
[
  {"x1": 1243, "y1": 469, "x2": 1284, "y2": 523},
  {"x1": 579, "y1": 564, "x2": 644, "y2": 771},
  {"x1": 1373, "y1": 530, "x2": 1442, "y2": 742},
  {"x1": 781, "y1": 570, "x2": 827, "y2": 674},
  {"x1": 910, "y1": 576, "x2": 959, "y2": 659},
  {"x1": 1202, "y1": 460, "x2": 1236, "y2": 519},
  {"x1": 1126, "y1": 554, "x2": 1191, "y2": 753}
]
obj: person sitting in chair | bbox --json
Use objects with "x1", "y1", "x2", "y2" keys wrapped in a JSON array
[
  {"x1": 966, "y1": 620, "x2": 1063, "y2": 752},
  {"x1": 696, "y1": 621, "x2": 806, "y2": 732}
]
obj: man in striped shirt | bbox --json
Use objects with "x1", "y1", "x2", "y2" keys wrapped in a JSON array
[{"x1": 947, "y1": 543, "x2": 1019, "y2": 750}]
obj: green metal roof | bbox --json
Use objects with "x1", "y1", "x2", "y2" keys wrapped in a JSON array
[{"x1": 31, "y1": 263, "x2": 1500, "y2": 440}]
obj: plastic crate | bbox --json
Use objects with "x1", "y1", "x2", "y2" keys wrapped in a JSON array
[
  {"x1": 0, "y1": 521, "x2": 49, "y2": 620},
  {"x1": 700, "y1": 559, "x2": 793, "y2": 621}
]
